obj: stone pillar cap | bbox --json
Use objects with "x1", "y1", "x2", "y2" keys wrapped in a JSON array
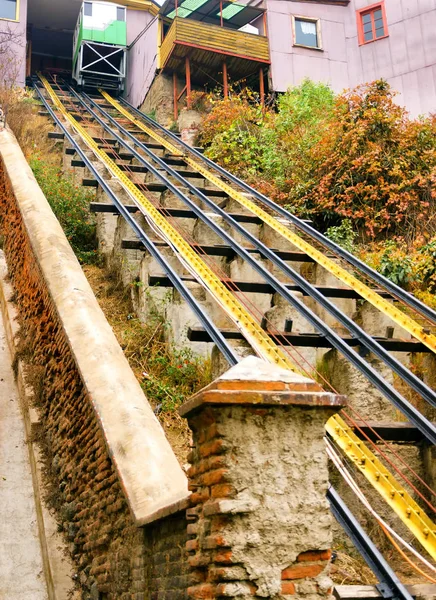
[{"x1": 179, "y1": 356, "x2": 346, "y2": 417}]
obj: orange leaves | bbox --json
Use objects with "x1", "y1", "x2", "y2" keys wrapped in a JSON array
[
  {"x1": 198, "y1": 80, "x2": 436, "y2": 244},
  {"x1": 304, "y1": 80, "x2": 436, "y2": 241}
]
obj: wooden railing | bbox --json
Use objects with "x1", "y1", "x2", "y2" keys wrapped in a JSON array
[{"x1": 158, "y1": 17, "x2": 270, "y2": 69}]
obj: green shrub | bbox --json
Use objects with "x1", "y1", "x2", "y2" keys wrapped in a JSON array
[
  {"x1": 416, "y1": 239, "x2": 436, "y2": 292},
  {"x1": 378, "y1": 242, "x2": 413, "y2": 287},
  {"x1": 199, "y1": 80, "x2": 335, "y2": 210},
  {"x1": 128, "y1": 288, "x2": 212, "y2": 412},
  {"x1": 142, "y1": 345, "x2": 209, "y2": 412},
  {"x1": 325, "y1": 219, "x2": 357, "y2": 254},
  {"x1": 30, "y1": 156, "x2": 98, "y2": 263}
]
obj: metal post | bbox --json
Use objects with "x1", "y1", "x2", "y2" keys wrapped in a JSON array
[
  {"x1": 186, "y1": 56, "x2": 191, "y2": 109},
  {"x1": 223, "y1": 61, "x2": 228, "y2": 98},
  {"x1": 173, "y1": 72, "x2": 178, "y2": 121},
  {"x1": 259, "y1": 67, "x2": 264, "y2": 106},
  {"x1": 220, "y1": 0, "x2": 223, "y2": 27}
]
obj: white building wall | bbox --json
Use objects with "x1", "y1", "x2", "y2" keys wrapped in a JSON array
[{"x1": 266, "y1": 0, "x2": 436, "y2": 116}]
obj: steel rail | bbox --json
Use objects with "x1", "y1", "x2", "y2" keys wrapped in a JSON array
[
  {"x1": 33, "y1": 82, "x2": 239, "y2": 367},
  {"x1": 36, "y1": 79, "x2": 436, "y2": 568},
  {"x1": 328, "y1": 486, "x2": 415, "y2": 600},
  {"x1": 119, "y1": 96, "x2": 436, "y2": 329},
  {"x1": 75, "y1": 89, "x2": 436, "y2": 417},
  {"x1": 70, "y1": 93, "x2": 436, "y2": 547},
  {"x1": 38, "y1": 76, "x2": 298, "y2": 372}
]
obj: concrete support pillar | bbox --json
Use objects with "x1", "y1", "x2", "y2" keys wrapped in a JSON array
[{"x1": 180, "y1": 356, "x2": 345, "y2": 599}]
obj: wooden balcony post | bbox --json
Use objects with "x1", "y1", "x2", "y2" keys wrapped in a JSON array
[
  {"x1": 186, "y1": 56, "x2": 192, "y2": 109},
  {"x1": 223, "y1": 61, "x2": 228, "y2": 98},
  {"x1": 259, "y1": 66, "x2": 265, "y2": 106},
  {"x1": 173, "y1": 71, "x2": 178, "y2": 121}
]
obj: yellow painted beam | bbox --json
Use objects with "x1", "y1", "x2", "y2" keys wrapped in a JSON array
[
  {"x1": 326, "y1": 414, "x2": 436, "y2": 560},
  {"x1": 102, "y1": 92, "x2": 436, "y2": 355}
]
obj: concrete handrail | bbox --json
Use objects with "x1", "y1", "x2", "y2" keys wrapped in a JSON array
[{"x1": 0, "y1": 127, "x2": 188, "y2": 525}]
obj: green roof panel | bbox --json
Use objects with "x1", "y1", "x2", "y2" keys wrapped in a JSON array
[
  {"x1": 166, "y1": 6, "x2": 192, "y2": 18},
  {"x1": 181, "y1": 0, "x2": 210, "y2": 12},
  {"x1": 218, "y1": 3, "x2": 244, "y2": 20},
  {"x1": 161, "y1": 0, "x2": 265, "y2": 28}
]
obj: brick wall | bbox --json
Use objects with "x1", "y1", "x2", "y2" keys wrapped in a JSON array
[
  {"x1": 0, "y1": 154, "x2": 189, "y2": 598},
  {"x1": 148, "y1": 511, "x2": 189, "y2": 600},
  {"x1": 0, "y1": 158, "x2": 144, "y2": 598}
]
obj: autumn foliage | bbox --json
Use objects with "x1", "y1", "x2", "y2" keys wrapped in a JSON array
[
  {"x1": 198, "y1": 80, "x2": 436, "y2": 242},
  {"x1": 306, "y1": 80, "x2": 436, "y2": 241}
]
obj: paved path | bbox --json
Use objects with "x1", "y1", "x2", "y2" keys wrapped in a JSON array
[{"x1": 0, "y1": 313, "x2": 47, "y2": 599}]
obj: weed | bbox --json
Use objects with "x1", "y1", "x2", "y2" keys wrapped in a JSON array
[
  {"x1": 325, "y1": 219, "x2": 357, "y2": 254},
  {"x1": 7, "y1": 90, "x2": 57, "y2": 161},
  {"x1": 146, "y1": 108, "x2": 157, "y2": 122},
  {"x1": 29, "y1": 156, "x2": 98, "y2": 264},
  {"x1": 83, "y1": 265, "x2": 212, "y2": 463}
]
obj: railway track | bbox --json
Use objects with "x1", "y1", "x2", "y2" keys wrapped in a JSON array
[{"x1": 33, "y1": 74, "x2": 436, "y2": 598}]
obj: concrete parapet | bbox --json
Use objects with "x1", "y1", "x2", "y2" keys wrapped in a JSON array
[
  {"x1": 180, "y1": 356, "x2": 345, "y2": 599},
  {"x1": 0, "y1": 127, "x2": 188, "y2": 522}
]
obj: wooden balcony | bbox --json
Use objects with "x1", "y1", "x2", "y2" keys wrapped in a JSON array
[{"x1": 158, "y1": 17, "x2": 270, "y2": 79}]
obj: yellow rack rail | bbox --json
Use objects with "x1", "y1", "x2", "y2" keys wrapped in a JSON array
[
  {"x1": 101, "y1": 90, "x2": 436, "y2": 356},
  {"x1": 326, "y1": 414, "x2": 436, "y2": 560}
]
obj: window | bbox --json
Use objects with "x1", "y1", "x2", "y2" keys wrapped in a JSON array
[
  {"x1": 84, "y1": 2, "x2": 93, "y2": 17},
  {"x1": 292, "y1": 16, "x2": 322, "y2": 50},
  {"x1": 0, "y1": 0, "x2": 17, "y2": 21},
  {"x1": 116, "y1": 7, "x2": 126, "y2": 21},
  {"x1": 357, "y1": 2, "x2": 388, "y2": 45}
]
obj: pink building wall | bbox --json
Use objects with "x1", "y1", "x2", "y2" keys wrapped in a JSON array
[
  {"x1": 125, "y1": 9, "x2": 158, "y2": 107},
  {"x1": 266, "y1": 0, "x2": 436, "y2": 116},
  {"x1": 0, "y1": 0, "x2": 28, "y2": 87}
]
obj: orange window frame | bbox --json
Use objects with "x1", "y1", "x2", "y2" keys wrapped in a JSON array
[{"x1": 357, "y1": 2, "x2": 388, "y2": 46}]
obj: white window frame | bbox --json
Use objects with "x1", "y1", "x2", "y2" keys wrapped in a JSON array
[
  {"x1": 292, "y1": 15, "x2": 323, "y2": 51},
  {"x1": 0, "y1": 0, "x2": 19, "y2": 23}
]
